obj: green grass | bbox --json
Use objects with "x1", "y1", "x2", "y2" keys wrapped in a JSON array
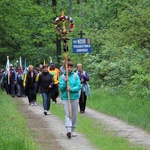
[
  {"x1": 37, "y1": 95, "x2": 147, "y2": 150},
  {"x1": 0, "y1": 90, "x2": 39, "y2": 150},
  {"x1": 87, "y1": 88, "x2": 150, "y2": 132}
]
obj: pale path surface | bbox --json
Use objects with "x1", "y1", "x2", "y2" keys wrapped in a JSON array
[
  {"x1": 19, "y1": 97, "x2": 98, "y2": 150},
  {"x1": 58, "y1": 98, "x2": 150, "y2": 148},
  {"x1": 18, "y1": 97, "x2": 150, "y2": 149},
  {"x1": 85, "y1": 108, "x2": 150, "y2": 148}
]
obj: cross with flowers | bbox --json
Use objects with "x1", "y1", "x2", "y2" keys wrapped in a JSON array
[{"x1": 54, "y1": 11, "x2": 75, "y2": 117}]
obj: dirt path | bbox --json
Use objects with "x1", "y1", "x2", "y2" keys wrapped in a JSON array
[
  {"x1": 17, "y1": 97, "x2": 98, "y2": 150},
  {"x1": 85, "y1": 108, "x2": 150, "y2": 148},
  {"x1": 17, "y1": 97, "x2": 150, "y2": 150}
]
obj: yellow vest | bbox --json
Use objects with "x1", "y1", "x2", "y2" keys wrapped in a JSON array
[{"x1": 48, "y1": 68, "x2": 59, "y2": 84}]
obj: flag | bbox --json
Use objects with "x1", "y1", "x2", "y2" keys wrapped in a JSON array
[
  {"x1": 24, "y1": 58, "x2": 27, "y2": 74},
  {"x1": 6, "y1": 56, "x2": 10, "y2": 73},
  {"x1": 20, "y1": 56, "x2": 23, "y2": 74},
  {"x1": 6, "y1": 56, "x2": 10, "y2": 84},
  {"x1": 49, "y1": 56, "x2": 52, "y2": 63},
  {"x1": 43, "y1": 59, "x2": 46, "y2": 65}
]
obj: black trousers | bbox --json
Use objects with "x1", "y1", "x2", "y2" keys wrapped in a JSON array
[
  {"x1": 79, "y1": 91, "x2": 87, "y2": 112},
  {"x1": 27, "y1": 88, "x2": 36, "y2": 104},
  {"x1": 8, "y1": 81, "x2": 15, "y2": 96},
  {"x1": 51, "y1": 84, "x2": 59, "y2": 102}
]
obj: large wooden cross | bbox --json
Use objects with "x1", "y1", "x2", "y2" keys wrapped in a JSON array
[{"x1": 60, "y1": 11, "x2": 72, "y2": 118}]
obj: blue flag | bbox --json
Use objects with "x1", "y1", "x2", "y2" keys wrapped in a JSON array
[{"x1": 24, "y1": 58, "x2": 27, "y2": 74}]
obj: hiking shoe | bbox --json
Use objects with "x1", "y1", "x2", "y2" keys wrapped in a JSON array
[
  {"x1": 72, "y1": 132, "x2": 77, "y2": 137},
  {"x1": 47, "y1": 110, "x2": 51, "y2": 115},
  {"x1": 31, "y1": 103, "x2": 34, "y2": 106},
  {"x1": 44, "y1": 110, "x2": 47, "y2": 115},
  {"x1": 34, "y1": 102, "x2": 37, "y2": 106},
  {"x1": 67, "y1": 132, "x2": 71, "y2": 139},
  {"x1": 80, "y1": 111, "x2": 84, "y2": 114}
]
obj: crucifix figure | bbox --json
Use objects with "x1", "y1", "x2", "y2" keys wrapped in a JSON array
[{"x1": 61, "y1": 11, "x2": 67, "y2": 35}]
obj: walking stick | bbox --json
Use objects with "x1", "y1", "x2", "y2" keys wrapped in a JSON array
[
  {"x1": 54, "y1": 11, "x2": 75, "y2": 118},
  {"x1": 81, "y1": 56, "x2": 84, "y2": 103}
]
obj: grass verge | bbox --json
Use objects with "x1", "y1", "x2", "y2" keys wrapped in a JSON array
[
  {"x1": 37, "y1": 95, "x2": 146, "y2": 150},
  {"x1": 87, "y1": 88, "x2": 150, "y2": 132},
  {"x1": 0, "y1": 90, "x2": 39, "y2": 150}
]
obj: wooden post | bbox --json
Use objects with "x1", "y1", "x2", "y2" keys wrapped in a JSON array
[{"x1": 78, "y1": 31, "x2": 85, "y2": 103}]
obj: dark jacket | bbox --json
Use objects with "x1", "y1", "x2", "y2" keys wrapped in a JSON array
[
  {"x1": 77, "y1": 71, "x2": 89, "y2": 84},
  {"x1": 24, "y1": 71, "x2": 37, "y2": 89},
  {"x1": 36, "y1": 72, "x2": 53, "y2": 93},
  {"x1": 17, "y1": 73, "x2": 23, "y2": 85},
  {"x1": 9, "y1": 69, "x2": 17, "y2": 82}
]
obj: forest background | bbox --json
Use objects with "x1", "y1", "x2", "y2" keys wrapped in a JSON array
[{"x1": 0, "y1": 0, "x2": 150, "y2": 98}]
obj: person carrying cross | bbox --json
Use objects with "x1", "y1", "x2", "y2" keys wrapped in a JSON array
[{"x1": 59, "y1": 61, "x2": 81, "y2": 139}]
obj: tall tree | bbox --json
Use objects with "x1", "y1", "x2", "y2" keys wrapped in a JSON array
[
  {"x1": 52, "y1": 0, "x2": 61, "y2": 67},
  {"x1": 52, "y1": 0, "x2": 57, "y2": 7}
]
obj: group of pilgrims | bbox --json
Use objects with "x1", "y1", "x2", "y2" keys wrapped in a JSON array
[{"x1": 0, "y1": 58, "x2": 90, "y2": 139}]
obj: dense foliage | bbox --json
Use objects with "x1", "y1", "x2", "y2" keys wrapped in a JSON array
[{"x1": 0, "y1": 0, "x2": 150, "y2": 97}]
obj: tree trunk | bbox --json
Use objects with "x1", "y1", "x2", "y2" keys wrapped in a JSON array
[
  {"x1": 69, "y1": 0, "x2": 73, "y2": 15},
  {"x1": 52, "y1": 0, "x2": 61, "y2": 67},
  {"x1": 36, "y1": 0, "x2": 40, "y2": 5},
  {"x1": 52, "y1": 0, "x2": 57, "y2": 6},
  {"x1": 77, "y1": 0, "x2": 87, "y2": 4},
  {"x1": 56, "y1": 37, "x2": 61, "y2": 67}
]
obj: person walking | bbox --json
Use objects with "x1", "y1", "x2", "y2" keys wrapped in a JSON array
[
  {"x1": 76, "y1": 63, "x2": 90, "y2": 114},
  {"x1": 60, "y1": 60, "x2": 65, "y2": 75},
  {"x1": 23, "y1": 65, "x2": 37, "y2": 106},
  {"x1": 59, "y1": 61, "x2": 81, "y2": 139},
  {"x1": 9, "y1": 64, "x2": 17, "y2": 97},
  {"x1": 1, "y1": 69, "x2": 9, "y2": 94},
  {"x1": 16, "y1": 67, "x2": 24, "y2": 97},
  {"x1": 48, "y1": 62, "x2": 60, "y2": 103},
  {"x1": 60, "y1": 58, "x2": 71, "y2": 75},
  {"x1": 36, "y1": 64, "x2": 53, "y2": 115}
]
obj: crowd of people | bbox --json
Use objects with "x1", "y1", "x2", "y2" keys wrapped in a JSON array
[
  {"x1": 0, "y1": 64, "x2": 25, "y2": 97},
  {"x1": 0, "y1": 59, "x2": 90, "y2": 139}
]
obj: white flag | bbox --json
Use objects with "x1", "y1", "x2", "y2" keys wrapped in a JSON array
[
  {"x1": 20, "y1": 56, "x2": 23, "y2": 73},
  {"x1": 6, "y1": 56, "x2": 10, "y2": 84},
  {"x1": 6, "y1": 56, "x2": 10, "y2": 73}
]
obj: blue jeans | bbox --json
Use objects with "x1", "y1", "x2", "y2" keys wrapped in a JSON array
[{"x1": 42, "y1": 92, "x2": 51, "y2": 111}]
